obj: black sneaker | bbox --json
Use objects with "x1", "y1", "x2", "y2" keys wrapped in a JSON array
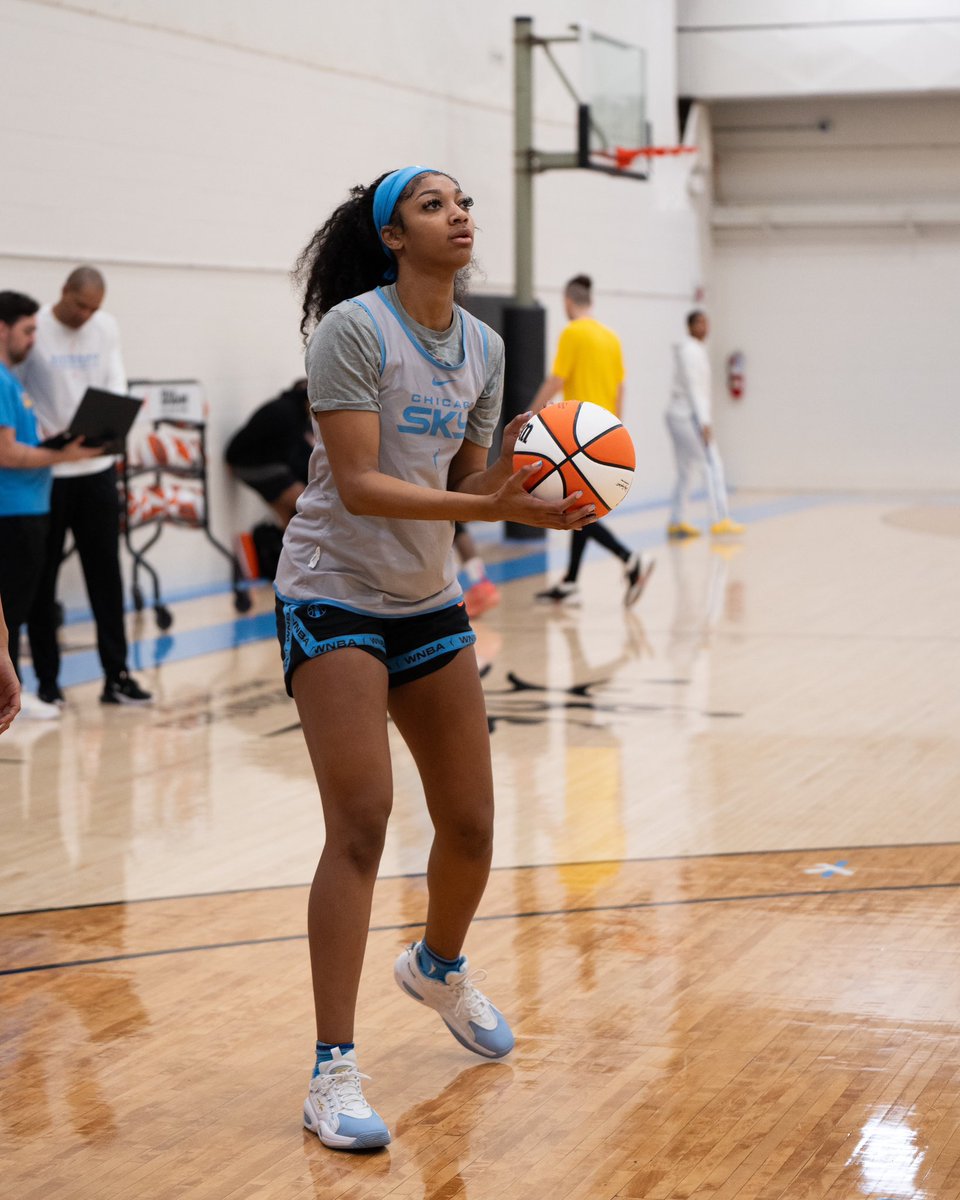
[
  {"x1": 38, "y1": 683, "x2": 65, "y2": 706},
  {"x1": 535, "y1": 581, "x2": 579, "y2": 604},
  {"x1": 623, "y1": 553, "x2": 656, "y2": 609},
  {"x1": 101, "y1": 673, "x2": 153, "y2": 706}
]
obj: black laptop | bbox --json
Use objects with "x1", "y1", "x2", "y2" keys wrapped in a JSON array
[{"x1": 40, "y1": 387, "x2": 143, "y2": 454}]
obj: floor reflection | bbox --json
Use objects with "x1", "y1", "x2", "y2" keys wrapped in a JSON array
[
  {"x1": 848, "y1": 1106, "x2": 927, "y2": 1199},
  {"x1": 1, "y1": 969, "x2": 149, "y2": 1145}
]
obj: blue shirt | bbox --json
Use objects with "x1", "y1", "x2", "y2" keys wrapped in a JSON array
[{"x1": 0, "y1": 363, "x2": 51, "y2": 516}]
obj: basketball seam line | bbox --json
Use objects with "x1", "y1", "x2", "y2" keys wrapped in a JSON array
[
  {"x1": 524, "y1": 450, "x2": 621, "y2": 502},
  {"x1": 574, "y1": 405, "x2": 629, "y2": 459},
  {"x1": 522, "y1": 444, "x2": 629, "y2": 471},
  {"x1": 528, "y1": 407, "x2": 632, "y2": 478},
  {"x1": 539, "y1": 416, "x2": 569, "y2": 460},
  {"x1": 577, "y1": 443, "x2": 632, "y2": 469},
  {"x1": 523, "y1": 456, "x2": 594, "y2": 501}
]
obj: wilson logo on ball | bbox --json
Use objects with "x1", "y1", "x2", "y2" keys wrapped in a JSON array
[{"x1": 513, "y1": 401, "x2": 635, "y2": 517}]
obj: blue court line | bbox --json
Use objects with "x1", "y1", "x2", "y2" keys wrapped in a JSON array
[
  {"x1": 20, "y1": 612, "x2": 278, "y2": 690},
  {"x1": 24, "y1": 491, "x2": 836, "y2": 692},
  {"x1": 58, "y1": 575, "x2": 251, "y2": 627},
  {"x1": 485, "y1": 490, "x2": 836, "y2": 581},
  {"x1": 55, "y1": 486, "x2": 707, "y2": 623},
  {"x1": 55, "y1": 486, "x2": 959, "y2": 623}
]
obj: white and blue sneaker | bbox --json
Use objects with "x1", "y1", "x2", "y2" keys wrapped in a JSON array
[
  {"x1": 394, "y1": 942, "x2": 515, "y2": 1059},
  {"x1": 303, "y1": 1049, "x2": 391, "y2": 1151}
]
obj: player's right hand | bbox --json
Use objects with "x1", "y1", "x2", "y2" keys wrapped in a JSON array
[{"x1": 493, "y1": 463, "x2": 597, "y2": 530}]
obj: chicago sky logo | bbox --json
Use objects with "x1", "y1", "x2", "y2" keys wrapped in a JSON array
[{"x1": 397, "y1": 386, "x2": 471, "y2": 439}]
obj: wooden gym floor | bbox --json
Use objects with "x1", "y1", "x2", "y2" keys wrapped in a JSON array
[{"x1": 1, "y1": 491, "x2": 959, "y2": 1200}]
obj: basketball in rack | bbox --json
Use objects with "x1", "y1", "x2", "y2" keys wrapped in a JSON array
[{"x1": 121, "y1": 380, "x2": 252, "y2": 630}]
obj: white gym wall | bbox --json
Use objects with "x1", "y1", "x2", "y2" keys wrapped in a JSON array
[
  {"x1": 0, "y1": 0, "x2": 700, "y2": 608},
  {"x1": 679, "y1": 0, "x2": 960, "y2": 491}
]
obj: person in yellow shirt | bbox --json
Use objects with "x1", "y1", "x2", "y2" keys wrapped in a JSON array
[{"x1": 531, "y1": 275, "x2": 653, "y2": 606}]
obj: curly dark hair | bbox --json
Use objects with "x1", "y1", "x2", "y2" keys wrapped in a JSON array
[{"x1": 293, "y1": 170, "x2": 470, "y2": 339}]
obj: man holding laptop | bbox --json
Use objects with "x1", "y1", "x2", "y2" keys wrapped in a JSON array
[
  {"x1": 17, "y1": 266, "x2": 152, "y2": 706},
  {"x1": 0, "y1": 290, "x2": 100, "y2": 719}
]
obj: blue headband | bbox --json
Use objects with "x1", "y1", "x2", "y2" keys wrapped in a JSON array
[{"x1": 372, "y1": 165, "x2": 440, "y2": 281}]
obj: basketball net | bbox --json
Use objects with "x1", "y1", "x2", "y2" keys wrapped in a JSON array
[{"x1": 595, "y1": 145, "x2": 698, "y2": 171}]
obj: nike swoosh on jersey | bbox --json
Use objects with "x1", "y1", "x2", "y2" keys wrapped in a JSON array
[{"x1": 432, "y1": 377, "x2": 456, "y2": 387}]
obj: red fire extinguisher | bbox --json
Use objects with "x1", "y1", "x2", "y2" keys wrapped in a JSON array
[{"x1": 726, "y1": 351, "x2": 745, "y2": 400}]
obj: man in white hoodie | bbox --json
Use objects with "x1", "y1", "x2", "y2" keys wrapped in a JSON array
[
  {"x1": 665, "y1": 310, "x2": 743, "y2": 539},
  {"x1": 18, "y1": 266, "x2": 152, "y2": 706}
]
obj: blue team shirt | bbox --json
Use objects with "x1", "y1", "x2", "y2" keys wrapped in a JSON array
[{"x1": 0, "y1": 363, "x2": 51, "y2": 516}]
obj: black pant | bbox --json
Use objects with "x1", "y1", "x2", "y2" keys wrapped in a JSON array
[
  {"x1": 28, "y1": 467, "x2": 128, "y2": 688},
  {"x1": 565, "y1": 520, "x2": 631, "y2": 583},
  {"x1": 0, "y1": 514, "x2": 50, "y2": 679}
]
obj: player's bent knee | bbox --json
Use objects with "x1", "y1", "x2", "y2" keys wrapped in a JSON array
[{"x1": 324, "y1": 805, "x2": 392, "y2": 872}]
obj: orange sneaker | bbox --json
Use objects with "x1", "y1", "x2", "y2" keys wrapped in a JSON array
[{"x1": 465, "y1": 579, "x2": 501, "y2": 619}]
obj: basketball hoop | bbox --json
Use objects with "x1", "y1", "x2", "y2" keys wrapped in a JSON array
[{"x1": 594, "y1": 145, "x2": 699, "y2": 171}]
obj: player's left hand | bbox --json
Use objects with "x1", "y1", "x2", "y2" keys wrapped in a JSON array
[{"x1": 497, "y1": 412, "x2": 533, "y2": 465}]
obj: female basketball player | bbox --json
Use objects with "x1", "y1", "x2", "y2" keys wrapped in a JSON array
[{"x1": 276, "y1": 166, "x2": 596, "y2": 1151}]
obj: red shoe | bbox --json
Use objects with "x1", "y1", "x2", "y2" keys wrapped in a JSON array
[
  {"x1": 465, "y1": 579, "x2": 501, "y2": 618},
  {"x1": 234, "y1": 531, "x2": 260, "y2": 580}
]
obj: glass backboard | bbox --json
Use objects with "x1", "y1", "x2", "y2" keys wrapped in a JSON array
[{"x1": 577, "y1": 24, "x2": 649, "y2": 178}]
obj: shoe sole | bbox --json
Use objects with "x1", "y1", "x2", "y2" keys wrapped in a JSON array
[{"x1": 303, "y1": 1106, "x2": 391, "y2": 1150}]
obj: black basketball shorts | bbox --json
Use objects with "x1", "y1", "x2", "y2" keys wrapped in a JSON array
[{"x1": 275, "y1": 592, "x2": 476, "y2": 697}]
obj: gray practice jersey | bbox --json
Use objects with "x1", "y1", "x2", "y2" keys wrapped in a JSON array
[{"x1": 275, "y1": 285, "x2": 504, "y2": 614}]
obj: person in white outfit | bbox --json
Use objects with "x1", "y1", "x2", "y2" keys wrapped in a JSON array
[
  {"x1": 665, "y1": 310, "x2": 743, "y2": 538},
  {"x1": 17, "y1": 266, "x2": 153, "y2": 706}
]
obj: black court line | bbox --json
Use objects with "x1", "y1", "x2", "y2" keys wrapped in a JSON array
[
  {"x1": 4, "y1": 880, "x2": 960, "y2": 978},
  {"x1": 2, "y1": 839, "x2": 959, "y2": 920}
]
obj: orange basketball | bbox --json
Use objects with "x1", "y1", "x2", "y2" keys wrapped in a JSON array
[
  {"x1": 166, "y1": 483, "x2": 204, "y2": 524},
  {"x1": 163, "y1": 429, "x2": 201, "y2": 468},
  {"x1": 127, "y1": 483, "x2": 167, "y2": 524},
  {"x1": 135, "y1": 430, "x2": 169, "y2": 467},
  {"x1": 513, "y1": 401, "x2": 635, "y2": 517}
]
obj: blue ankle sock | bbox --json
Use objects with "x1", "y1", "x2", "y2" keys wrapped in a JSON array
[
  {"x1": 313, "y1": 1040, "x2": 355, "y2": 1078},
  {"x1": 417, "y1": 941, "x2": 465, "y2": 982}
]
